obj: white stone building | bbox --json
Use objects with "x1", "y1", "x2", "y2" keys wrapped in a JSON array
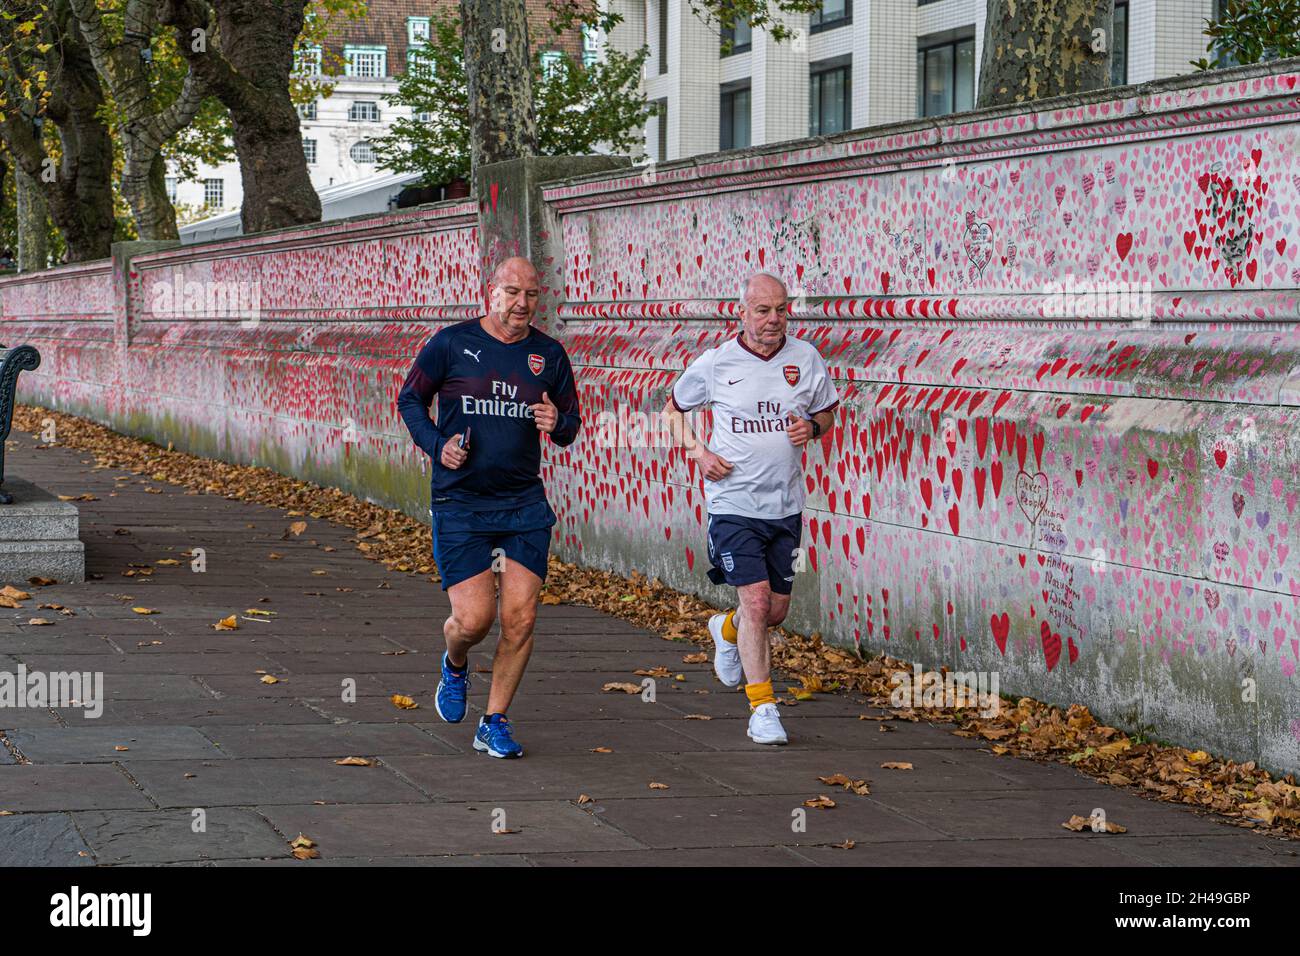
[{"x1": 602, "y1": 0, "x2": 1221, "y2": 162}]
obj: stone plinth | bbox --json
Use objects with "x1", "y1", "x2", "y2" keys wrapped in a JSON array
[{"x1": 0, "y1": 476, "x2": 85, "y2": 584}]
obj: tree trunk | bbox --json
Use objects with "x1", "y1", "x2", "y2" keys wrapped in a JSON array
[
  {"x1": 120, "y1": 144, "x2": 182, "y2": 241},
  {"x1": 460, "y1": 0, "x2": 538, "y2": 181},
  {"x1": 0, "y1": 0, "x2": 116, "y2": 260},
  {"x1": 977, "y1": 0, "x2": 1114, "y2": 109},
  {"x1": 16, "y1": 165, "x2": 50, "y2": 271},
  {"x1": 70, "y1": 0, "x2": 206, "y2": 241},
  {"x1": 42, "y1": 0, "x2": 120, "y2": 258},
  {"x1": 161, "y1": 0, "x2": 321, "y2": 234}
]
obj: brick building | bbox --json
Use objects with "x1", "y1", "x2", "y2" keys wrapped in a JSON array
[
  {"x1": 325, "y1": 0, "x2": 585, "y2": 72},
  {"x1": 171, "y1": 1, "x2": 589, "y2": 229}
]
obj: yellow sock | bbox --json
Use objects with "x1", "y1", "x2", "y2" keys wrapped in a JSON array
[
  {"x1": 745, "y1": 680, "x2": 775, "y2": 709},
  {"x1": 721, "y1": 609, "x2": 738, "y2": 643}
]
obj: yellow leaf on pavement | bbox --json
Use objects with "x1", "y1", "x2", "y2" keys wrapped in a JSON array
[
  {"x1": 390, "y1": 694, "x2": 418, "y2": 710},
  {"x1": 601, "y1": 682, "x2": 641, "y2": 694},
  {"x1": 1097, "y1": 738, "x2": 1132, "y2": 758}
]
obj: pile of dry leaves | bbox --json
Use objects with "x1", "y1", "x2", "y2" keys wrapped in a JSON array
[{"x1": 12, "y1": 404, "x2": 1298, "y2": 839}]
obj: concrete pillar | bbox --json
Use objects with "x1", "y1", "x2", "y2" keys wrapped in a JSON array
[
  {"x1": 110, "y1": 240, "x2": 180, "y2": 355},
  {"x1": 864, "y1": 0, "x2": 917, "y2": 127},
  {"x1": 603, "y1": 0, "x2": 649, "y2": 162},
  {"x1": 669, "y1": 0, "x2": 720, "y2": 157},
  {"x1": 1126, "y1": 0, "x2": 1159, "y2": 84},
  {"x1": 475, "y1": 155, "x2": 630, "y2": 331},
  {"x1": 1153, "y1": 0, "x2": 1215, "y2": 79},
  {"x1": 752, "y1": 9, "x2": 809, "y2": 145}
]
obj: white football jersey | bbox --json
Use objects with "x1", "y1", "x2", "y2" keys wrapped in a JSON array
[{"x1": 672, "y1": 334, "x2": 839, "y2": 519}]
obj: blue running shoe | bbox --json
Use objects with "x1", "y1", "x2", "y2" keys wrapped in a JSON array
[
  {"x1": 473, "y1": 714, "x2": 523, "y2": 758},
  {"x1": 435, "y1": 651, "x2": 469, "y2": 723}
]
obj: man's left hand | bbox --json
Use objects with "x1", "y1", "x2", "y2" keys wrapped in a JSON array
[
  {"x1": 786, "y1": 414, "x2": 814, "y2": 446},
  {"x1": 531, "y1": 391, "x2": 559, "y2": 433}
]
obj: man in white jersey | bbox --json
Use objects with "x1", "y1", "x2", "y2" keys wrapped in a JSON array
[{"x1": 662, "y1": 272, "x2": 839, "y2": 744}]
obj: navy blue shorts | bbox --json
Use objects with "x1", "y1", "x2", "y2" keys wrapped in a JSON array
[
  {"x1": 430, "y1": 500, "x2": 556, "y2": 591},
  {"x1": 705, "y1": 513, "x2": 803, "y2": 595}
]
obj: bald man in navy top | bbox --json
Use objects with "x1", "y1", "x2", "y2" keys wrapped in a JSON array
[{"x1": 397, "y1": 257, "x2": 582, "y2": 757}]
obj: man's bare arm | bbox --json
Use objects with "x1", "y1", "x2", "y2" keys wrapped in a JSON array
[
  {"x1": 786, "y1": 407, "x2": 837, "y2": 446},
  {"x1": 661, "y1": 398, "x2": 734, "y2": 480}
]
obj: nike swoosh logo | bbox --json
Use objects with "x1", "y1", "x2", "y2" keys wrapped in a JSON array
[{"x1": 728, "y1": 378, "x2": 744, "y2": 385}]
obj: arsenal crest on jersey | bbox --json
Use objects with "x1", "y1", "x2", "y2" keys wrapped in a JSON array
[
  {"x1": 528, "y1": 353, "x2": 545, "y2": 375},
  {"x1": 783, "y1": 364, "x2": 800, "y2": 386}
]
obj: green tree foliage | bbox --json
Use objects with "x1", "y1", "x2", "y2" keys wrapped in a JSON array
[
  {"x1": 1194, "y1": 0, "x2": 1300, "y2": 69},
  {"x1": 373, "y1": 10, "x2": 652, "y2": 188}
]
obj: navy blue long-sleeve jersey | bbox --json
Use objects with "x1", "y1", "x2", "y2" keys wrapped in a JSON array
[{"x1": 396, "y1": 317, "x2": 582, "y2": 512}]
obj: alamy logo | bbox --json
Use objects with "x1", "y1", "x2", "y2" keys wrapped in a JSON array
[
  {"x1": 49, "y1": 886, "x2": 151, "y2": 936},
  {"x1": 1, "y1": 667, "x2": 104, "y2": 718},
  {"x1": 463, "y1": 348, "x2": 482, "y2": 363}
]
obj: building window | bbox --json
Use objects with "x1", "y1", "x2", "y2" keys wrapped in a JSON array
[
  {"x1": 916, "y1": 35, "x2": 975, "y2": 118},
  {"x1": 655, "y1": 98, "x2": 668, "y2": 162},
  {"x1": 350, "y1": 141, "x2": 376, "y2": 164},
  {"x1": 203, "y1": 178, "x2": 223, "y2": 208},
  {"x1": 810, "y1": 59, "x2": 851, "y2": 136},
  {"x1": 407, "y1": 48, "x2": 433, "y2": 76},
  {"x1": 298, "y1": 100, "x2": 317, "y2": 121},
  {"x1": 407, "y1": 17, "x2": 430, "y2": 45},
  {"x1": 582, "y1": 24, "x2": 600, "y2": 67},
  {"x1": 1112, "y1": 2, "x2": 1129, "y2": 86},
  {"x1": 1208, "y1": 0, "x2": 1241, "y2": 68},
  {"x1": 720, "y1": 83, "x2": 751, "y2": 150},
  {"x1": 294, "y1": 44, "x2": 322, "y2": 77},
  {"x1": 165, "y1": 177, "x2": 178, "y2": 202},
  {"x1": 303, "y1": 139, "x2": 317, "y2": 164},
  {"x1": 721, "y1": 15, "x2": 752, "y2": 54},
  {"x1": 810, "y1": 0, "x2": 851, "y2": 32},
  {"x1": 348, "y1": 100, "x2": 381, "y2": 123},
  {"x1": 415, "y1": 109, "x2": 434, "y2": 123},
  {"x1": 344, "y1": 45, "x2": 387, "y2": 78},
  {"x1": 540, "y1": 50, "x2": 564, "y2": 79},
  {"x1": 657, "y1": 0, "x2": 669, "y2": 75}
]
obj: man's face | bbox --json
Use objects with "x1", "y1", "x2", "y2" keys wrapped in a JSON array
[
  {"x1": 488, "y1": 263, "x2": 540, "y2": 334},
  {"x1": 739, "y1": 277, "x2": 789, "y2": 347}
]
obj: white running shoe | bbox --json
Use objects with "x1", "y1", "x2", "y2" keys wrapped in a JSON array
[
  {"x1": 747, "y1": 702, "x2": 788, "y2": 745},
  {"x1": 708, "y1": 613, "x2": 743, "y2": 687}
]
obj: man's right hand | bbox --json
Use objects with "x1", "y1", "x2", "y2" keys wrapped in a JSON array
[
  {"x1": 441, "y1": 435, "x2": 468, "y2": 469},
  {"x1": 697, "y1": 448, "x2": 734, "y2": 481}
]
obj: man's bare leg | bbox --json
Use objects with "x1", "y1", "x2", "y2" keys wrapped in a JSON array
[
  {"x1": 444, "y1": 568, "x2": 497, "y2": 667},
  {"x1": 486, "y1": 559, "x2": 543, "y2": 715},
  {"x1": 736, "y1": 581, "x2": 775, "y2": 688},
  {"x1": 736, "y1": 582, "x2": 793, "y2": 743}
]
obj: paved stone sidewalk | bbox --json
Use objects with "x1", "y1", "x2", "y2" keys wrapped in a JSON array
[{"x1": 1, "y1": 431, "x2": 1297, "y2": 867}]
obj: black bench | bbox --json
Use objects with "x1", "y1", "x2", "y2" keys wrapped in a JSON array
[{"x1": 0, "y1": 343, "x2": 41, "y2": 504}]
